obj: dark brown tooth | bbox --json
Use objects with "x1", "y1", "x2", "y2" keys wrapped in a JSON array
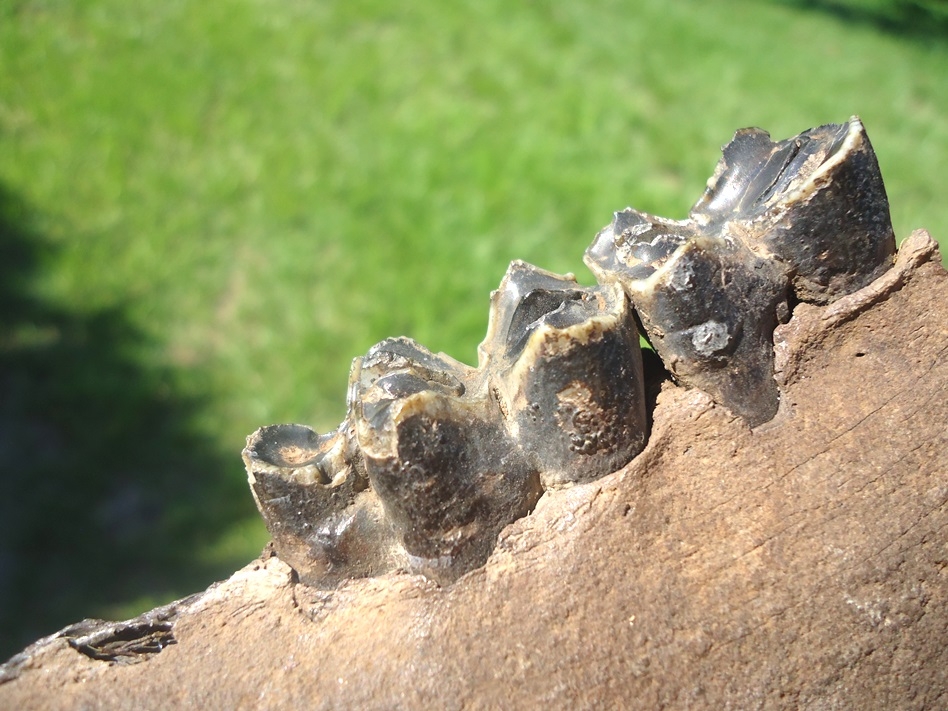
[
  {"x1": 244, "y1": 260, "x2": 652, "y2": 586},
  {"x1": 695, "y1": 117, "x2": 896, "y2": 303},
  {"x1": 353, "y1": 338, "x2": 542, "y2": 584},
  {"x1": 607, "y1": 237, "x2": 787, "y2": 426},
  {"x1": 242, "y1": 422, "x2": 401, "y2": 587},
  {"x1": 586, "y1": 117, "x2": 895, "y2": 425},
  {"x1": 481, "y1": 260, "x2": 648, "y2": 487}
]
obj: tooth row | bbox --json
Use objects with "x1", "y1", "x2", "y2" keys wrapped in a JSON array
[
  {"x1": 244, "y1": 116, "x2": 897, "y2": 586},
  {"x1": 244, "y1": 263, "x2": 647, "y2": 585}
]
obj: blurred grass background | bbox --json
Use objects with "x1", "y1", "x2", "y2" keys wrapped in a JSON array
[{"x1": 1, "y1": 0, "x2": 946, "y2": 659}]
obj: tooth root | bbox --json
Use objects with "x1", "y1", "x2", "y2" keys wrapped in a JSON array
[
  {"x1": 242, "y1": 423, "x2": 398, "y2": 586},
  {"x1": 482, "y1": 261, "x2": 648, "y2": 488},
  {"x1": 354, "y1": 338, "x2": 541, "y2": 584}
]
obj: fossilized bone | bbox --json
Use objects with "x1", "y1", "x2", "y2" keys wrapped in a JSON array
[{"x1": 244, "y1": 116, "x2": 895, "y2": 587}]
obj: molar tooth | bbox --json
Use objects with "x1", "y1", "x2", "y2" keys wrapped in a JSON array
[
  {"x1": 590, "y1": 236, "x2": 786, "y2": 426},
  {"x1": 481, "y1": 261, "x2": 648, "y2": 488},
  {"x1": 242, "y1": 422, "x2": 400, "y2": 587},
  {"x1": 354, "y1": 337, "x2": 541, "y2": 584},
  {"x1": 695, "y1": 117, "x2": 896, "y2": 303},
  {"x1": 587, "y1": 117, "x2": 894, "y2": 425}
]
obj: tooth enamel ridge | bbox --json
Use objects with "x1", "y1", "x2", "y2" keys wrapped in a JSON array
[{"x1": 244, "y1": 116, "x2": 897, "y2": 586}]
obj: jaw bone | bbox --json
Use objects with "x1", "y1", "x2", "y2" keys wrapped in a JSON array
[{"x1": 245, "y1": 117, "x2": 896, "y2": 587}]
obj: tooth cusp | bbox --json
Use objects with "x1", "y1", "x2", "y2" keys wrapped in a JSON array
[
  {"x1": 242, "y1": 424, "x2": 399, "y2": 586},
  {"x1": 484, "y1": 262, "x2": 648, "y2": 489}
]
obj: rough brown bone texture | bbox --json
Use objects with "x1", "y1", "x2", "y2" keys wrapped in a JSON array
[{"x1": 2, "y1": 229, "x2": 946, "y2": 710}]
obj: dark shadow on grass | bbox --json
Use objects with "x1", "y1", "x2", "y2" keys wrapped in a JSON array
[
  {"x1": 0, "y1": 184, "x2": 258, "y2": 662},
  {"x1": 774, "y1": 0, "x2": 948, "y2": 40}
]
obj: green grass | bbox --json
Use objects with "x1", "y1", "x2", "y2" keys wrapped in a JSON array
[{"x1": 1, "y1": 0, "x2": 946, "y2": 659}]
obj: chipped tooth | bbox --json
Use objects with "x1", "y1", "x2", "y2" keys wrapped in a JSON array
[{"x1": 243, "y1": 422, "x2": 401, "y2": 587}]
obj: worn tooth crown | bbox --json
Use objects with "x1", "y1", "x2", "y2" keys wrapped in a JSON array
[
  {"x1": 695, "y1": 116, "x2": 896, "y2": 302},
  {"x1": 354, "y1": 337, "x2": 541, "y2": 584},
  {"x1": 481, "y1": 261, "x2": 648, "y2": 488},
  {"x1": 585, "y1": 116, "x2": 895, "y2": 426},
  {"x1": 242, "y1": 422, "x2": 399, "y2": 586}
]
